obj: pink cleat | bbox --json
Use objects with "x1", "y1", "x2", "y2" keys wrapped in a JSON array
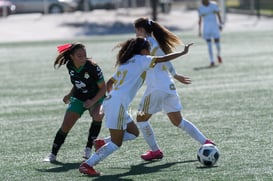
[
  {"x1": 141, "y1": 150, "x2": 163, "y2": 161},
  {"x1": 94, "y1": 139, "x2": 106, "y2": 151},
  {"x1": 79, "y1": 163, "x2": 100, "y2": 176},
  {"x1": 217, "y1": 56, "x2": 222, "y2": 63},
  {"x1": 204, "y1": 139, "x2": 216, "y2": 146}
]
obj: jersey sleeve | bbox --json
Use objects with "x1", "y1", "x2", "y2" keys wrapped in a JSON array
[
  {"x1": 90, "y1": 63, "x2": 104, "y2": 83},
  {"x1": 138, "y1": 55, "x2": 156, "y2": 69},
  {"x1": 212, "y1": 2, "x2": 220, "y2": 13}
]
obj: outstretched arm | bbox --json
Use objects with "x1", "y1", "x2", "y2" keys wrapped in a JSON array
[
  {"x1": 165, "y1": 62, "x2": 191, "y2": 84},
  {"x1": 154, "y1": 43, "x2": 194, "y2": 64}
]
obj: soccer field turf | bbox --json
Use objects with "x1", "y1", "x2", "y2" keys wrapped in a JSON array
[{"x1": 0, "y1": 29, "x2": 272, "y2": 180}]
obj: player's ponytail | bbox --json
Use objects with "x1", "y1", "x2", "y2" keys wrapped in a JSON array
[{"x1": 134, "y1": 17, "x2": 183, "y2": 54}]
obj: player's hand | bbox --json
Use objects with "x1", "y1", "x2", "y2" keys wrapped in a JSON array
[
  {"x1": 174, "y1": 74, "x2": 191, "y2": 85},
  {"x1": 83, "y1": 99, "x2": 95, "y2": 109},
  {"x1": 63, "y1": 95, "x2": 70, "y2": 104},
  {"x1": 219, "y1": 25, "x2": 223, "y2": 31},
  {"x1": 183, "y1": 43, "x2": 194, "y2": 54}
]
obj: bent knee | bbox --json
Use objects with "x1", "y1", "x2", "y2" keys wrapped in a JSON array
[
  {"x1": 137, "y1": 112, "x2": 151, "y2": 122},
  {"x1": 134, "y1": 129, "x2": 140, "y2": 137}
]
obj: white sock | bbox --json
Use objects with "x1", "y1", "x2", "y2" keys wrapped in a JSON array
[
  {"x1": 103, "y1": 136, "x2": 111, "y2": 143},
  {"x1": 179, "y1": 119, "x2": 206, "y2": 144},
  {"x1": 102, "y1": 131, "x2": 136, "y2": 143},
  {"x1": 123, "y1": 131, "x2": 137, "y2": 141},
  {"x1": 138, "y1": 121, "x2": 160, "y2": 151},
  {"x1": 85, "y1": 141, "x2": 119, "y2": 166},
  {"x1": 207, "y1": 41, "x2": 214, "y2": 62}
]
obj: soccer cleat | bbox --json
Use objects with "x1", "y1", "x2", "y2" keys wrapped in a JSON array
[
  {"x1": 217, "y1": 56, "x2": 222, "y2": 63},
  {"x1": 79, "y1": 163, "x2": 100, "y2": 176},
  {"x1": 43, "y1": 153, "x2": 56, "y2": 162},
  {"x1": 83, "y1": 147, "x2": 91, "y2": 159},
  {"x1": 94, "y1": 139, "x2": 105, "y2": 152},
  {"x1": 141, "y1": 150, "x2": 163, "y2": 161},
  {"x1": 204, "y1": 139, "x2": 216, "y2": 146}
]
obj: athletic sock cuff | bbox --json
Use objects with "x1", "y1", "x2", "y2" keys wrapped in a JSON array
[{"x1": 137, "y1": 121, "x2": 150, "y2": 128}]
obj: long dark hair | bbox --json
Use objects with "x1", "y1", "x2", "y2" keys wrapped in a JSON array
[
  {"x1": 114, "y1": 37, "x2": 150, "y2": 67},
  {"x1": 134, "y1": 17, "x2": 182, "y2": 54},
  {"x1": 54, "y1": 43, "x2": 85, "y2": 69}
]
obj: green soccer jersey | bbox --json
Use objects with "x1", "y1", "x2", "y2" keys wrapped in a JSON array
[{"x1": 66, "y1": 60, "x2": 104, "y2": 101}]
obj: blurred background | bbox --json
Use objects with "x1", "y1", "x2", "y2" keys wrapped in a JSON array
[
  {"x1": 1, "y1": 0, "x2": 272, "y2": 17},
  {"x1": 0, "y1": 0, "x2": 272, "y2": 43}
]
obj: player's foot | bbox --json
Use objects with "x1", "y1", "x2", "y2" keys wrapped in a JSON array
[
  {"x1": 210, "y1": 62, "x2": 215, "y2": 67},
  {"x1": 79, "y1": 163, "x2": 100, "y2": 176},
  {"x1": 94, "y1": 139, "x2": 105, "y2": 151},
  {"x1": 43, "y1": 153, "x2": 56, "y2": 162},
  {"x1": 217, "y1": 56, "x2": 222, "y2": 63},
  {"x1": 141, "y1": 150, "x2": 163, "y2": 161},
  {"x1": 83, "y1": 147, "x2": 91, "y2": 159},
  {"x1": 204, "y1": 139, "x2": 216, "y2": 146}
]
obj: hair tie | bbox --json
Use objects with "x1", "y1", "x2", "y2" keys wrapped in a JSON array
[
  {"x1": 57, "y1": 43, "x2": 72, "y2": 53},
  {"x1": 148, "y1": 19, "x2": 153, "y2": 26}
]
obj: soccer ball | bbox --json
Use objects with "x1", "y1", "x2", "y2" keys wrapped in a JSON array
[{"x1": 197, "y1": 144, "x2": 220, "y2": 167}]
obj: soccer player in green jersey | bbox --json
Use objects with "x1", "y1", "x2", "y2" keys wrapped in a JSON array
[{"x1": 43, "y1": 43, "x2": 106, "y2": 162}]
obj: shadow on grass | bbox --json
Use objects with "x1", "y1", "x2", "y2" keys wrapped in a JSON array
[
  {"x1": 196, "y1": 165, "x2": 219, "y2": 169},
  {"x1": 89, "y1": 159, "x2": 197, "y2": 181},
  {"x1": 61, "y1": 21, "x2": 181, "y2": 36},
  {"x1": 36, "y1": 161, "x2": 80, "y2": 173},
  {"x1": 193, "y1": 64, "x2": 219, "y2": 71}
]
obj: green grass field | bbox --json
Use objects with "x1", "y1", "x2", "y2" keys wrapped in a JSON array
[{"x1": 0, "y1": 28, "x2": 273, "y2": 181}]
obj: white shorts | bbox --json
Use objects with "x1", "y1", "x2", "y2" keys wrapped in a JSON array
[
  {"x1": 138, "y1": 90, "x2": 182, "y2": 114},
  {"x1": 203, "y1": 25, "x2": 220, "y2": 40},
  {"x1": 102, "y1": 95, "x2": 133, "y2": 130}
]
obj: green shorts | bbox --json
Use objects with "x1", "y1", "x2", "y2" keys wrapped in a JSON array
[{"x1": 66, "y1": 97, "x2": 104, "y2": 116}]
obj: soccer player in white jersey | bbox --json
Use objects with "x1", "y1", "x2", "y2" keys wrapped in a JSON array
[
  {"x1": 133, "y1": 17, "x2": 215, "y2": 161},
  {"x1": 79, "y1": 37, "x2": 193, "y2": 176},
  {"x1": 198, "y1": 0, "x2": 223, "y2": 66}
]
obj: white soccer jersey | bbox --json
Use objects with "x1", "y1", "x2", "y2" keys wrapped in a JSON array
[
  {"x1": 198, "y1": 2, "x2": 220, "y2": 39},
  {"x1": 144, "y1": 36, "x2": 177, "y2": 95},
  {"x1": 103, "y1": 55, "x2": 155, "y2": 129},
  {"x1": 110, "y1": 55, "x2": 154, "y2": 105}
]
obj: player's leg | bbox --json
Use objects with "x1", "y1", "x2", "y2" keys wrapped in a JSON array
[
  {"x1": 94, "y1": 112, "x2": 139, "y2": 151},
  {"x1": 125, "y1": 120, "x2": 139, "y2": 139},
  {"x1": 212, "y1": 26, "x2": 222, "y2": 64},
  {"x1": 137, "y1": 91, "x2": 164, "y2": 161},
  {"x1": 206, "y1": 39, "x2": 214, "y2": 66},
  {"x1": 44, "y1": 98, "x2": 84, "y2": 162},
  {"x1": 43, "y1": 111, "x2": 80, "y2": 162},
  {"x1": 83, "y1": 102, "x2": 104, "y2": 159},
  {"x1": 80, "y1": 128, "x2": 122, "y2": 176},
  {"x1": 165, "y1": 94, "x2": 214, "y2": 145},
  {"x1": 203, "y1": 27, "x2": 214, "y2": 66},
  {"x1": 168, "y1": 112, "x2": 215, "y2": 145},
  {"x1": 80, "y1": 98, "x2": 125, "y2": 176},
  {"x1": 137, "y1": 113, "x2": 163, "y2": 161},
  {"x1": 214, "y1": 38, "x2": 222, "y2": 63}
]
